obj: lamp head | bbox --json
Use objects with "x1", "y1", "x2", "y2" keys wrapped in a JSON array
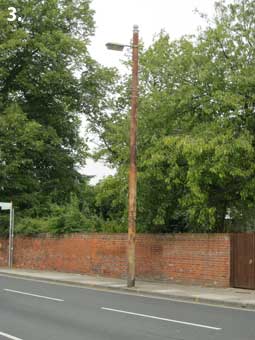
[{"x1": 106, "y1": 42, "x2": 125, "y2": 51}]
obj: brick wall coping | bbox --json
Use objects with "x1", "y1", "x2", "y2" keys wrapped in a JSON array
[{"x1": 11, "y1": 232, "x2": 230, "y2": 240}]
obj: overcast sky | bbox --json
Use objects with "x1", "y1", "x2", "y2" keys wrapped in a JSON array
[{"x1": 82, "y1": 0, "x2": 216, "y2": 183}]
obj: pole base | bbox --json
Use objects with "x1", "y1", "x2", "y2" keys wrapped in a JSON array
[{"x1": 127, "y1": 278, "x2": 135, "y2": 288}]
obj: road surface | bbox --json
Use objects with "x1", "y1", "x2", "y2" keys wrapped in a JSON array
[{"x1": 0, "y1": 274, "x2": 254, "y2": 340}]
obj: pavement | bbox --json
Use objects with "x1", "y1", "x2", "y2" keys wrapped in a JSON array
[{"x1": 1, "y1": 267, "x2": 255, "y2": 310}]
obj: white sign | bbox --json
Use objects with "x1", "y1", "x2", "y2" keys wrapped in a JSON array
[{"x1": 0, "y1": 202, "x2": 12, "y2": 210}]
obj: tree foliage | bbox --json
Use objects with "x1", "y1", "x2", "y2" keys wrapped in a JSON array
[
  {"x1": 2, "y1": 0, "x2": 255, "y2": 234},
  {"x1": 0, "y1": 0, "x2": 114, "y2": 219},
  {"x1": 91, "y1": 0, "x2": 255, "y2": 232}
]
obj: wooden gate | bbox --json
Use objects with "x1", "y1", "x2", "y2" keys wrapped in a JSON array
[{"x1": 231, "y1": 233, "x2": 255, "y2": 289}]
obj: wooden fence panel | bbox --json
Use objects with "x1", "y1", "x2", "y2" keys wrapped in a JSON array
[{"x1": 232, "y1": 233, "x2": 255, "y2": 289}]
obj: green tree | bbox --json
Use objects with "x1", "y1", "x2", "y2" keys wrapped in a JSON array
[
  {"x1": 94, "y1": 172, "x2": 128, "y2": 228},
  {"x1": 0, "y1": 1, "x2": 113, "y2": 218},
  {"x1": 91, "y1": 0, "x2": 255, "y2": 232}
]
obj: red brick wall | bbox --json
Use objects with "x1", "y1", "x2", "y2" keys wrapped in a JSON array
[
  {"x1": 0, "y1": 238, "x2": 8, "y2": 267},
  {"x1": 0, "y1": 233, "x2": 231, "y2": 287},
  {"x1": 136, "y1": 234, "x2": 230, "y2": 287}
]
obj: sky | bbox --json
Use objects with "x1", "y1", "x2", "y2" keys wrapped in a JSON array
[{"x1": 82, "y1": 0, "x2": 217, "y2": 184}]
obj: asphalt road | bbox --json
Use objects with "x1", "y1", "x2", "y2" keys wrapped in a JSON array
[{"x1": 0, "y1": 275, "x2": 254, "y2": 340}]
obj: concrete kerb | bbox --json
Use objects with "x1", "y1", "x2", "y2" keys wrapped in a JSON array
[{"x1": 1, "y1": 270, "x2": 255, "y2": 311}]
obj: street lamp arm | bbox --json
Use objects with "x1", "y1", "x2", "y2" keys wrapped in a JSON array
[{"x1": 106, "y1": 26, "x2": 139, "y2": 52}]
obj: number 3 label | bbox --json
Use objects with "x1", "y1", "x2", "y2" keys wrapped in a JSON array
[{"x1": 7, "y1": 7, "x2": 17, "y2": 21}]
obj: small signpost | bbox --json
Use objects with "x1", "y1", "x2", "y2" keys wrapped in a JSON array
[{"x1": 0, "y1": 202, "x2": 14, "y2": 268}]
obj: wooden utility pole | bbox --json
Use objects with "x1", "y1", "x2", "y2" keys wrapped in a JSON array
[{"x1": 127, "y1": 25, "x2": 139, "y2": 288}]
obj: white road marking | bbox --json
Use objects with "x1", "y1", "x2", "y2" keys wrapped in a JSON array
[
  {"x1": 0, "y1": 331, "x2": 23, "y2": 340},
  {"x1": 4, "y1": 289, "x2": 64, "y2": 302},
  {"x1": 101, "y1": 307, "x2": 222, "y2": 330}
]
